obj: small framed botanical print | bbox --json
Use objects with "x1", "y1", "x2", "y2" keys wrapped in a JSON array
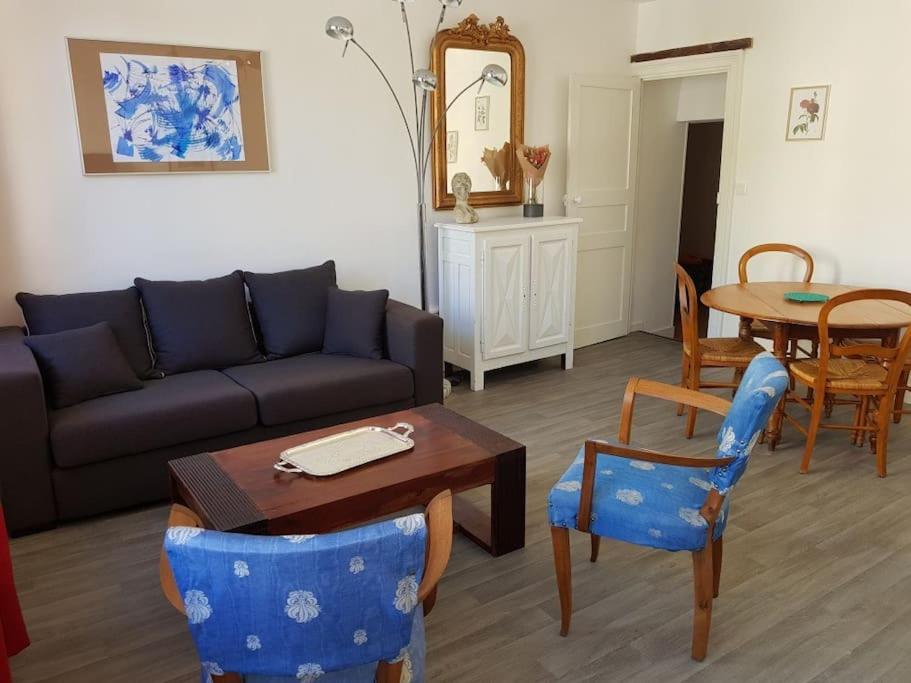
[
  {"x1": 474, "y1": 96, "x2": 490, "y2": 132},
  {"x1": 446, "y1": 130, "x2": 459, "y2": 164},
  {"x1": 786, "y1": 85, "x2": 830, "y2": 141}
]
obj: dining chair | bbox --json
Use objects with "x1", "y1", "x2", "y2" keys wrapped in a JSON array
[
  {"x1": 738, "y1": 243, "x2": 816, "y2": 358},
  {"x1": 676, "y1": 264, "x2": 764, "y2": 437},
  {"x1": 777, "y1": 290, "x2": 911, "y2": 477},
  {"x1": 161, "y1": 491, "x2": 453, "y2": 683},
  {"x1": 548, "y1": 353, "x2": 788, "y2": 661}
]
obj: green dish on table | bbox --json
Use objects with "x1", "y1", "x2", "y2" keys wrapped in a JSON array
[{"x1": 784, "y1": 292, "x2": 830, "y2": 304}]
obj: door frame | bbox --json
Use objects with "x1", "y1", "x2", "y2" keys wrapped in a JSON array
[{"x1": 631, "y1": 50, "x2": 745, "y2": 337}]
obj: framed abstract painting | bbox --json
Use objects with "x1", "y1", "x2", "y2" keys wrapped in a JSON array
[
  {"x1": 67, "y1": 38, "x2": 270, "y2": 174},
  {"x1": 786, "y1": 85, "x2": 830, "y2": 141}
]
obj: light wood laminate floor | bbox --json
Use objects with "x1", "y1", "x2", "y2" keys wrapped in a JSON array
[{"x1": 11, "y1": 333, "x2": 911, "y2": 682}]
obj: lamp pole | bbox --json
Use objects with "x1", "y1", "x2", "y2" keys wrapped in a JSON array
[{"x1": 325, "y1": 3, "x2": 508, "y2": 312}]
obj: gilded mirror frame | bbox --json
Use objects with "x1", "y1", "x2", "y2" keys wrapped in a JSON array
[{"x1": 431, "y1": 15, "x2": 525, "y2": 210}]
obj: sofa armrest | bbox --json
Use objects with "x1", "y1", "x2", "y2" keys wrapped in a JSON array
[
  {"x1": 0, "y1": 327, "x2": 56, "y2": 534},
  {"x1": 385, "y1": 300, "x2": 443, "y2": 406}
]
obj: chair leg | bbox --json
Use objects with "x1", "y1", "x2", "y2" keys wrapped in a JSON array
[
  {"x1": 893, "y1": 369, "x2": 909, "y2": 424},
  {"x1": 712, "y1": 536, "x2": 723, "y2": 599},
  {"x1": 550, "y1": 526, "x2": 573, "y2": 637},
  {"x1": 731, "y1": 367, "x2": 744, "y2": 398},
  {"x1": 685, "y1": 359, "x2": 701, "y2": 439},
  {"x1": 691, "y1": 543, "x2": 714, "y2": 662},
  {"x1": 212, "y1": 674, "x2": 243, "y2": 683},
  {"x1": 678, "y1": 353, "x2": 689, "y2": 416},
  {"x1": 875, "y1": 403, "x2": 892, "y2": 478},
  {"x1": 800, "y1": 390, "x2": 827, "y2": 474},
  {"x1": 590, "y1": 534, "x2": 601, "y2": 563}
]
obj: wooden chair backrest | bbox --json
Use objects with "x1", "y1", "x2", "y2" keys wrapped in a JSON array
[
  {"x1": 160, "y1": 494, "x2": 453, "y2": 683},
  {"x1": 817, "y1": 289, "x2": 911, "y2": 392},
  {"x1": 738, "y1": 243, "x2": 814, "y2": 284},
  {"x1": 675, "y1": 264, "x2": 700, "y2": 354}
]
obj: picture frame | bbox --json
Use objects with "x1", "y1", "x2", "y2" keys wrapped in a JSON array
[
  {"x1": 67, "y1": 37, "x2": 270, "y2": 174},
  {"x1": 446, "y1": 130, "x2": 459, "y2": 164},
  {"x1": 474, "y1": 95, "x2": 490, "y2": 132},
  {"x1": 786, "y1": 85, "x2": 830, "y2": 142}
]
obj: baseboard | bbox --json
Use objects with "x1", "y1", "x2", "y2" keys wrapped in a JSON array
[
  {"x1": 630, "y1": 320, "x2": 645, "y2": 333},
  {"x1": 647, "y1": 325, "x2": 675, "y2": 339}
]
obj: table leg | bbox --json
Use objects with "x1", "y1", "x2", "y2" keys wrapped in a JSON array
[
  {"x1": 739, "y1": 316, "x2": 754, "y2": 341},
  {"x1": 452, "y1": 446, "x2": 526, "y2": 557},
  {"x1": 767, "y1": 322, "x2": 791, "y2": 450}
]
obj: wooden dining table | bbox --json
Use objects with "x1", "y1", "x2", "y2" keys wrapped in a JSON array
[{"x1": 701, "y1": 281, "x2": 911, "y2": 448}]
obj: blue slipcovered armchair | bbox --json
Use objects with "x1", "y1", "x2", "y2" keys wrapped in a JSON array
[
  {"x1": 160, "y1": 491, "x2": 453, "y2": 683},
  {"x1": 548, "y1": 353, "x2": 787, "y2": 661}
]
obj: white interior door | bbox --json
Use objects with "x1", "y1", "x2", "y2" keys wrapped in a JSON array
[
  {"x1": 481, "y1": 234, "x2": 529, "y2": 360},
  {"x1": 566, "y1": 75, "x2": 640, "y2": 347},
  {"x1": 529, "y1": 229, "x2": 573, "y2": 349}
]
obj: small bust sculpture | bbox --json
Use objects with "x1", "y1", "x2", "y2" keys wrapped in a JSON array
[{"x1": 452, "y1": 172, "x2": 479, "y2": 224}]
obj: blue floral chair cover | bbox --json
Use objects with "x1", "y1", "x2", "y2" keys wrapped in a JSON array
[
  {"x1": 164, "y1": 513, "x2": 429, "y2": 683},
  {"x1": 548, "y1": 352, "x2": 788, "y2": 552}
]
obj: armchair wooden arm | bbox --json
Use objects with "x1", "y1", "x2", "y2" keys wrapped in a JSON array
[
  {"x1": 417, "y1": 490, "x2": 453, "y2": 614},
  {"x1": 159, "y1": 503, "x2": 203, "y2": 615},
  {"x1": 619, "y1": 378, "x2": 731, "y2": 443}
]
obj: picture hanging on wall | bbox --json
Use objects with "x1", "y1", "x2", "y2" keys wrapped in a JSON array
[
  {"x1": 474, "y1": 96, "x2": 490, "y2": 132},
  {"x1": 67, "y1": 38, "x2": 270, "y2": 174},
  {"x1": 447, "y1": 130, "x2": 459, "y2": 164},
  {"x1": 786, "y1": 85, "x2": 830, "y2": 141}
]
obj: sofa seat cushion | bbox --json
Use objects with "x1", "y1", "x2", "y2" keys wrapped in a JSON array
[
  {"x1": 50, "y1": 370, "x2": 258, "y2": 468},
  {"x1": 223, "y1": 353, "x2": 414, "y2": 426}
]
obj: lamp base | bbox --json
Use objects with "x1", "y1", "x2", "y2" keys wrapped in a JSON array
[{"x1": 523, "y1": 203, "x2": 544, "y2": 218}]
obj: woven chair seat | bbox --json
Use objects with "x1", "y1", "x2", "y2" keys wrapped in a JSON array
[
  {"x1": 790, "y1": 358, "x2": 887, "y2": 391},
  {"x1": 695, "y1": 337, "x2": 765, "y2": 363}
]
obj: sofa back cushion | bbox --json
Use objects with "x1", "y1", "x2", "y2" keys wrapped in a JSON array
[
  {"x1": 16, "y1": 287, "x2": 157, "y2": 379},
  {"x1": 135, "y1": 271, "x2": 262, "y2": 375},
  {"x1": 322, "y1": 288, "x2": 389, "y2": 360},
  {"x1": 244, "y1": 261, "x2": 336, "y2": 358},
  {"x1": 24, "y1": 322, "x2": 143, "y2": 409}
]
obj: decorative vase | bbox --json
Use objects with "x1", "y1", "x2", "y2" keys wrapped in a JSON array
[{"x1": 523, "y1": 176, "x2": 544, "y2": 217}]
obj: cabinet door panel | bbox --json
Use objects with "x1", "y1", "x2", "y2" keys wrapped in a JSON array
[
  {"x1": 530, "y1": 230, "x2": 573, "y2": 349},
  {"x1": 482, "y1": 236, "x2": 529, "y2": 360}
]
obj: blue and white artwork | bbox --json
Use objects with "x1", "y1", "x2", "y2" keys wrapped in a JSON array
[{"x1": 99, "y1": 53, "x2": 245, "y2": 163}]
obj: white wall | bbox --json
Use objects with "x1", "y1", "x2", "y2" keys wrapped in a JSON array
[
  {"x1": 0, "y1": 0, "x2": 637, "y2": 325},
  {"x1": 638, "y1": 0, "x2": 911, "y2": 335},
  {"x1": 631, "y1": 78, "x2": 687, "y2": 336},
  {"x1": 677, "y1": 73, "x2": 726, "y2": 122}
]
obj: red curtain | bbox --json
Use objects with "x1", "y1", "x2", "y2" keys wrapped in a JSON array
[{"x1": 0, "y1": 509, "x2": 28, "y2": 683}]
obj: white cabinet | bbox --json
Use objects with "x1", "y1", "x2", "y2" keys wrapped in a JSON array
[{"x1": 437, "y1": 217, "x2": 580, "y2": 391}]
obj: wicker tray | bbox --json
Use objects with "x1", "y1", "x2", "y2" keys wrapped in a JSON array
[{"x1": 273, "y1": 423, "x2": 415, "y2": 476}]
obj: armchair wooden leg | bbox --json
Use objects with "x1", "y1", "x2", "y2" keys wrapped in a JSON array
[
  {"x1": 376, "y1": 660, "x2": 404, "y2": 683},
  {"x1": 550, "y1": 526, "x2": 573, "y2": 637},
  {"x1": 800, "y1": 391, "x2": 827, "y2": 474},
  {"x1": 691, "y1": 544, "x2": 714, "y2": 661},
  {"x1": 213, "y1": 674, "x2": 243, "y2": 683},
  {"x1": 590, "y1": 534, "x2": 601, "y2": 563},
  {"x1": 712, "y1": 536, "x2": 723, "y2": 599}
]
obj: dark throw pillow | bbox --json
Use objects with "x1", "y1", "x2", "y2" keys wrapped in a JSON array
[
  {"x1": 24, "y1": 322, "x2": 143, "y2": 409},
  {"x1": 322, "y1": 288, "x2": 389, "y2": 360},
  {"x1": 135, "y1": 271, "x2": 262, "y2": 375},
  {"x1": 244, "y1": 261, "x2": 337, "y2": 358},
  {"x1": 16, "y1": 287, "x2": 157, "y2": 379}
]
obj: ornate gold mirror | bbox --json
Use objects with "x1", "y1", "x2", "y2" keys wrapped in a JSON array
[{"x1": 431, "y1": 15, "x2": 525, "y2": 210}]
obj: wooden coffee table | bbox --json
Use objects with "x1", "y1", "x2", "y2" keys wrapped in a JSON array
[{"x1": 168, "y1": 404, "x2": 526, "y2": 556}]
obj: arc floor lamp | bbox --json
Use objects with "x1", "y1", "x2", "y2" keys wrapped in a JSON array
[{"x1": 325, "y1": 1, "x2": 508, "y2": 311}]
